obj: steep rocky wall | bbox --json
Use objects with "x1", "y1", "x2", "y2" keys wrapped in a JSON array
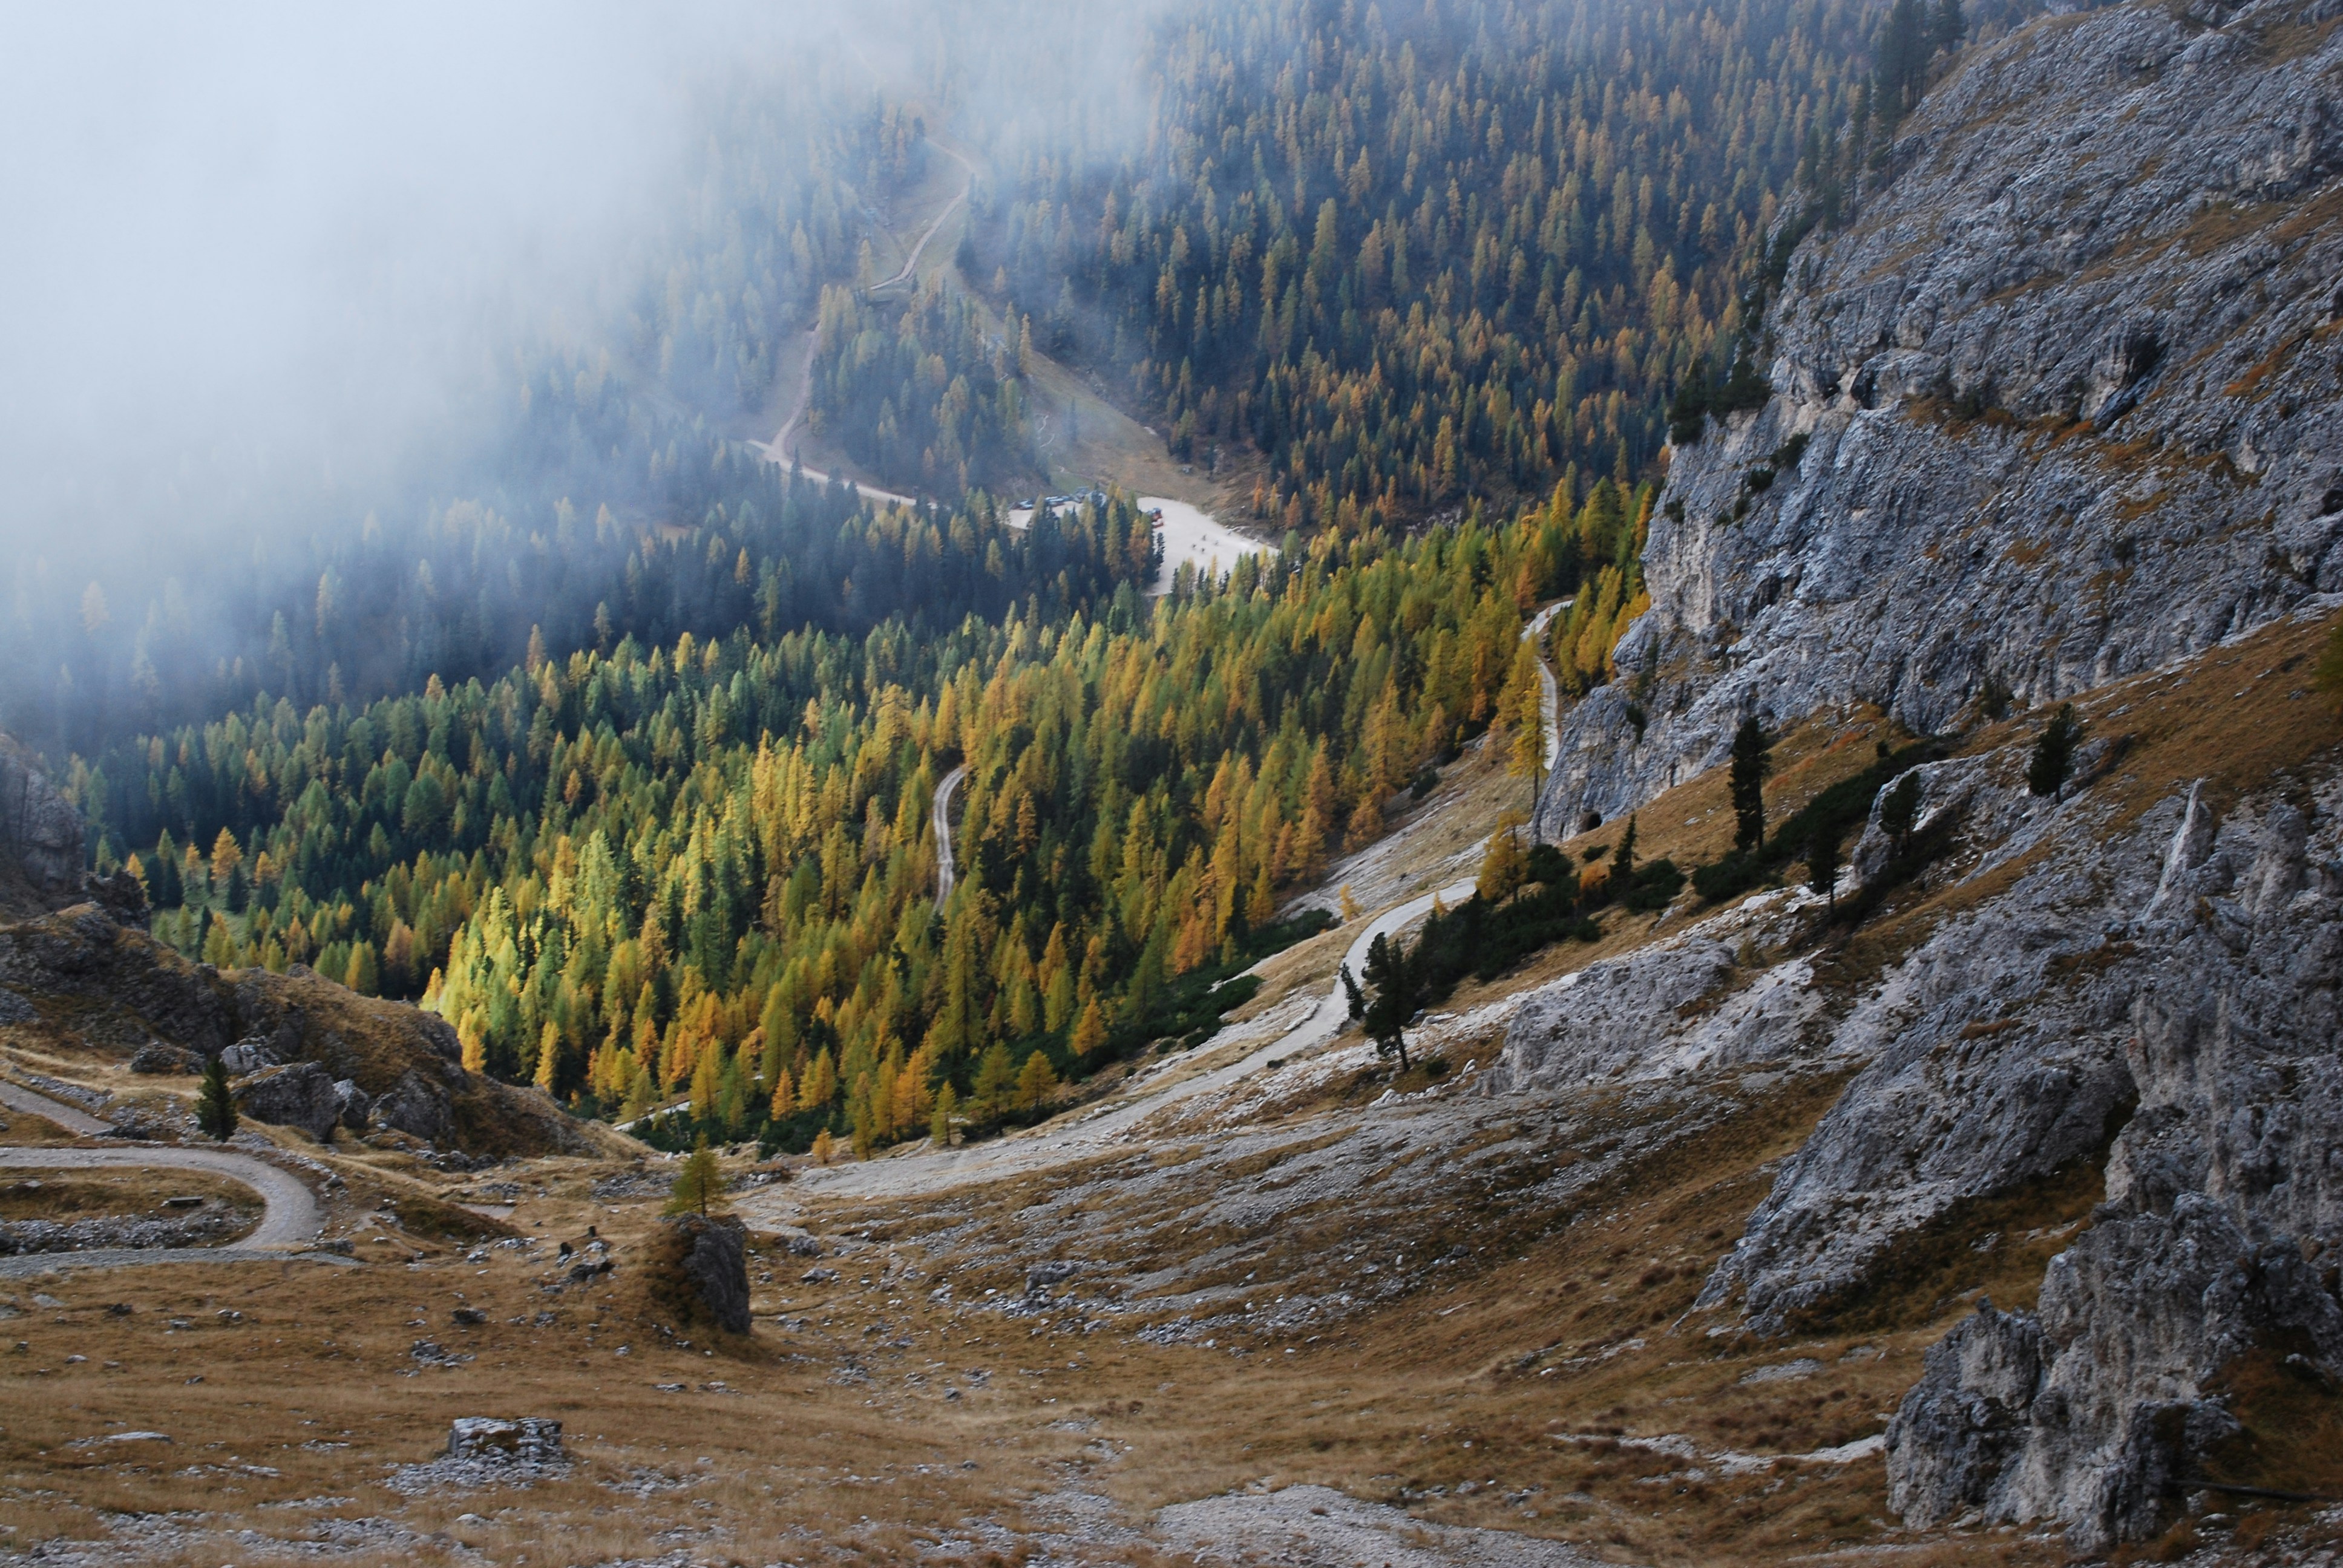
[
  {"x1": 1539, "y1": 0, "x2": 2343, "y2": 835},
  {"x1": 1872, "y1": 780, "x2": 2343, "y2": 1548},
  {"x1": 1499, "y1": 2, "x2": 2343, "y2": 1546}
]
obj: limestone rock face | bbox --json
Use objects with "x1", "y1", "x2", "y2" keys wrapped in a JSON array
[
  {"x1": 1537, "y1": 0, "x2": 2343, "y2": 837},
  {"x1": 232, "y1": 1060, "x2": 344, "y2": 1142},
  {"x1": 1490, "y1": 5, "x2": 2343, "y2": 1546},
  {"x1": 1487, "y1": 923, "x2": 1826, "y2": 1093},
  {"x1": 1885, "y1": 1301, "x2": 2045, "y2": 1527}
]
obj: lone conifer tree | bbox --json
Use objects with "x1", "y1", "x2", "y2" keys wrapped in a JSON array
[
  {"x1": 1729, "y1": 718, "x2": 1772, "y2": 852},
  {"x1": 1342, "y1": 933, "x2": 1420, "y2": 1072},
  {"x1": 664, "y1": 1137, "x2": 728, "y2": 1218},
  {"x1": 2027, "y1": 704, "x2": 2083, "y2": 801},
  {"x1": 196, "y1": 1055, "x2": 237, "y2": 1142},
  {"x1": 1611, "y1": 814, "x2": 1639, "y2": 878}
]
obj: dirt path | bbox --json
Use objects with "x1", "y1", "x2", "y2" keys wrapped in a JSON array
[
  {"x1": 868, "y1": 142, "x2": 975, "y2": 294},
  {"x1": 932, "y1": 763, "x2": 968, "y2": 904},
  {"x1": 750, "y1": 330, "x2": 923, "y2": 508},
  {"x1": 742, "y1": 870, "x2": 1478, "y2": 1207},
  {"x1": 0, "y1": 1084, "x2": 332, "y2": 1276},
  {"x1": 1523, "y1": 600, "x2": 1568, "y2": 838}
]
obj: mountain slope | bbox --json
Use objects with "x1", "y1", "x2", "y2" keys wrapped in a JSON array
[
  {"x1": 1543, "y1": 0, "x2": 2343, "y2": 825},
  {"x1": 1498, "y1": 0, "x2": 2343, "y2": 1550}
]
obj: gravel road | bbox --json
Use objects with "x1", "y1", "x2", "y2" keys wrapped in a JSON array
[
  {"x1": 932, "y1": 762, "x2": 969, "y2": 904},
  {"x1": 0, "y1": 1082, "x2": 333, "y2": 1276}
]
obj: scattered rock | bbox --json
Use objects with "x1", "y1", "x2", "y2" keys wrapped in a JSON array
[
  {"x1": 451, "y1": 1307, "x2": 488, "y2": 1326},
  {"x1": 1025, "y1": 1259, "x2": 1081, "y2": 1295},
  {"x1": 445, "y1": 1417, "x2": 564, "y2": 1465},
  {"x1": 218, "y1": 1036, "x2": 283, "y2": 1076},
  {"x1": 332, "y1": 1078, "x2": 370, "y2": 1131}
]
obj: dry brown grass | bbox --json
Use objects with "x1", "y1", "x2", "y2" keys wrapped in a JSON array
[{"x1": 0, "y1": 1169, "x2": 260, "y2": 1224}]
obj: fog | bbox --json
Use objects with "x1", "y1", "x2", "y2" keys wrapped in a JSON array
[
  {"x1": 0, "y1": 4, "x2": 767, "y2": 560},
  {"x1": 0, "y1": 2, "x2": 1165, "y2": 563}
]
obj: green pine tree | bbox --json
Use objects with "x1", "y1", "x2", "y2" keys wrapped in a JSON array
[
  {"x1": 197, "y1": 1056, "x2": 238, "y2": 1142},
  {"x1": 664, "y1": 1137, "x2": 728, "y2": 1217},
  {"x1": 1611, "y1": 815, "x2": 1639, "y2": 879},
  {"x1": 1807, "y1": 823, "x2": 1845, "y2": 910}
]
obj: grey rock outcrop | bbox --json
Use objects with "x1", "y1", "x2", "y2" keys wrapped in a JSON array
[
  {"x1": 0, "y1": 903, "x2": 234, "y2": 1056},
  {"x1": 1680, "y1": 780, "x2": 2343, "y2": 1550},
  {"x1": 370, "y1": 1068, "x2": 453, "y2": 1144},
  {"x1": 218, "y1": 1037, "x2": 283, "y2": 1076},
  {"x1": 1489, "y1": 924, "x2": 1827, "y2": 1093},
  {"x1": 232, "y1": 1060, "x2": 344, "y2": 1142},
  {"x1": 1498, "y1": 4, "x2": 2343, "y2": 1547},
  {"x1": 1538, "y1": 0, "x2": 2343, "y2": 837}
]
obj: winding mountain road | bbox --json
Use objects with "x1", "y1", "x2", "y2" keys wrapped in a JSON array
[
  {"x1": 749, "y1": 137, "x2": 979, "y2": 508},
  {"x1": 867, "y1": 142, "x2": 975, "y2": 295},
  {"x1": 932, "y1": 763, "x2": 968, "y2": 904},
  {"x1": 0, "y1": 1081, "x2": 335, "y2": 1277}
]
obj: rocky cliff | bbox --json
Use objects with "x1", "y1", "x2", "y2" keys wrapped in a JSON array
[
  {"x1": 1502, "y1": 0, "x2": 2343, "y2": 1549},
  {"x1": 1539, "y1": 0, "x2": 2343, "y2": 832}
]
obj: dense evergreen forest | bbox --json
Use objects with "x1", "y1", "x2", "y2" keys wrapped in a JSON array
[
  {"x1": 8, "y1": 0, "x2": 2004, "y2": 1146},
  {"x1": 970, "y1": 0, "x2": 1883, "y2": 528},
  {"x1": 95, "y1": 488, "x2": 1644, "y2": 1151}
]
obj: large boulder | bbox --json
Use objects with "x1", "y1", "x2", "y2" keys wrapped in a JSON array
[
  {"x1": 232, "y1": 1060, "x2": 342, "y2": 1142},
  {"x1": 128, "y1": 1043, "x2": 205, "y2": 1076},
  {"x1": 649, "y1": 1212, "x2": 750, "y2": 1334}
]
